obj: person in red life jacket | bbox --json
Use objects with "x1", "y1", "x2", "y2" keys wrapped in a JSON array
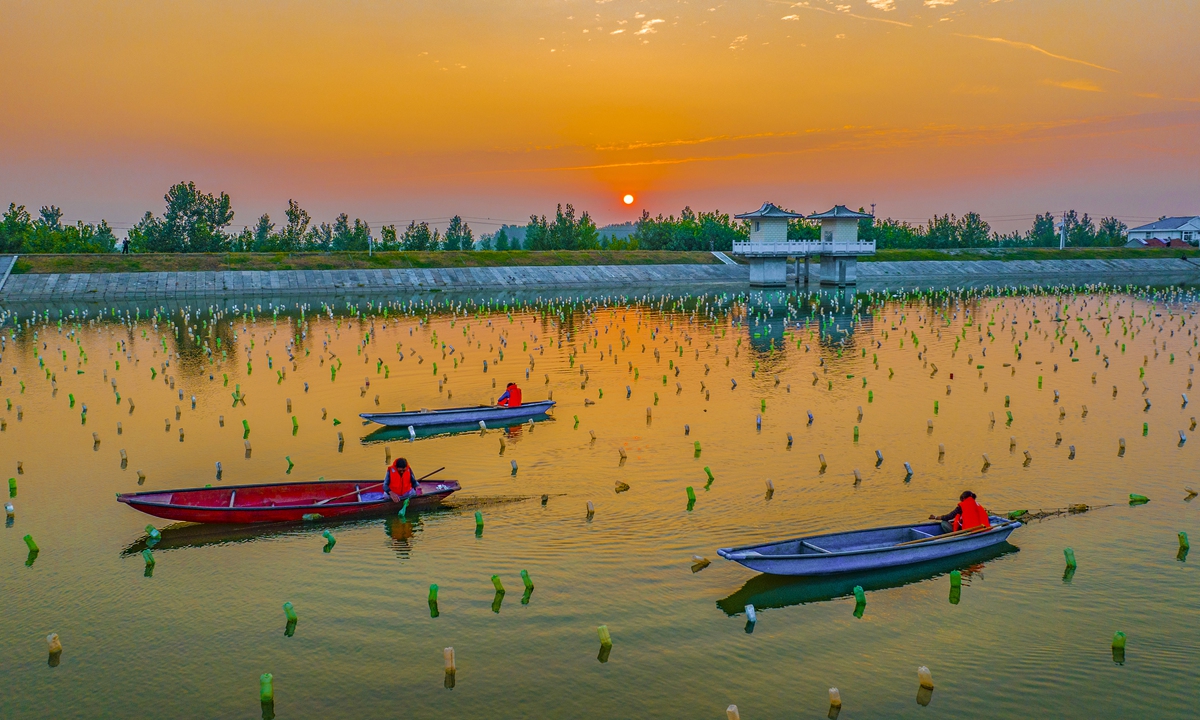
[
  {"x1": 384, "y1": 458, "x2": 417, "y2": 502},
  {"x1": 497, "y1": 382, "x2": 522, "y2": 408},
  {"x1": 929, "y1": 491, "x2": 991, "y2": 534}
]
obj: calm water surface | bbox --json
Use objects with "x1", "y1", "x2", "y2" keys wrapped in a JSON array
[{"x1": 3, "y1": 288, "x2": 1199, "y2": 719}]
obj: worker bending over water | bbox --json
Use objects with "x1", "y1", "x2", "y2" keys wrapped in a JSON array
[{"x1": 929, "y1": 491, "x2": 991, "y2": 534}]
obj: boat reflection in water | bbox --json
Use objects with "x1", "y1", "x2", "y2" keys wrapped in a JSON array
[
  {"x1": 716, "y1": 543, "x2": 1018, "y2": 616},
  {"x1": 361, "y1": 415, "x2": 552, "y2": 444},
  {"x1": 120, "y1": 507, "x2": 449, "y2": 558}
]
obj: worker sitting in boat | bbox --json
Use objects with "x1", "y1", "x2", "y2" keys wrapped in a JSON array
[
  {"x1": 496, "y1": 382, "x2": 522, "y2": 408},
  {"x1": 384, "y1": 458, "x2": 417, "y2": 502},
  {"x1": 929, "y1": 491, "x2": 991, "y2": 534}
]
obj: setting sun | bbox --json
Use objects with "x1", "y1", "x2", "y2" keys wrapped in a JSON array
[{"x1": 622, "y1": 194, "x2": 634, "y2": 205}]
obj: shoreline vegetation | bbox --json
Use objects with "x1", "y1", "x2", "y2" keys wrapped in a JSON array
[
  {"x1": 2, "y1": 181, "x2": 1151, "y2": 259},
  {"x1": 8, "y1": 247, "x2": 1199, "y2": 275}
]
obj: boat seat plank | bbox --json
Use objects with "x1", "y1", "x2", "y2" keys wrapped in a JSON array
[{"x1": 802, "y1": 541, "x2": 831, "y2": 554}]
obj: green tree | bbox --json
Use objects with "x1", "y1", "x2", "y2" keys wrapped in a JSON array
[
  {"x1": 1096, "y1": 217, "x2": 1128, "y2": 246},
  {"x1": 1027, "y1": 212, "x2": 1058, "y2": 247},
  {"x1": 0, "y1": 204, "x2": 33, "y2": 252},
  {"x1": 128, "y1": 181, "x2": 234, "y2": 252},
  {"x1": 443, "y1": 215, "x2": 473, "y2": 251},
  {"x1": 577, "y1": 211, "x2": 600, "y2": 250},
  {"x1": 789, "y1": 216, "x2": 821, "y2": 241},
  {"x1": 632, "y1": 207, "x2": 745, "y2": 251},
  {"x1": 401, "y1": 221, "x2": 435, "y2": 250},
  {"x1": 523, "y1": 214, "x2": 550, "y2": 250},
  {"x1": 863, "y1": 217, "x2": 922, "y2": 248},
  {"x1": 0, "y1": 202, "x2": 115, "y2": 253},
  {"x1": 279, "y1": 200, "x2": 310, "y2": 251},
  {"x1": 251, "y1": 214, "x2": 276, "y2": 251},
  {"x1": 493, "y1": 228, "x2": 509, "y2": 251},
  {"x1": 305, "y1": 222, "x2": 334, "y2": 251},
  {"x1": 1056, "y1": 210, "x2": 1099, "y2": 247},
  {"x1": 38, "y1": 205, "x2": 64, "y2": 230},
  {"x1": 925, "y1": 214, "x2": 959, "y2": 248},
  {"x1": 331, "y1": 213, "x2": 372, "y2": 251},
  {"x1": 957, "y1": 212, "x2": 991, "y2": 247},
  {"x1": 378, "y1": 225, "x2": 399, "y2": 251}
]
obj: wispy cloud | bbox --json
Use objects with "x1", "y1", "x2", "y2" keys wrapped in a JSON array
[
  {"x1": 785, "y1": 2, "x2": 913, "y2": 28},
  {"x1": 634, "y1": 18, "x2": 664, "y2": 35},
  {"x1": 594, "y1": 130, "x2": 799, "y2": 152},
  {"x1": 867, "y1": 0, "x2": 896, "y2": 10},
  {"x1": 955, "y1": 34, "x2": 1119, "y2": 73},
  {"x1": 924, "y1": 0, "x2": 957, "y2": 6},
  {"x1": 450, "y1": 111, "x2": 1200, "y2": 179},
  {"x1": 1045, "y1": 79, "x2": 1104, "y2": 93}
]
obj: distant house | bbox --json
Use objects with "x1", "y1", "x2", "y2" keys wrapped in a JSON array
[
  {"x1": 1126, "y1": 237, "x2": 1192, "y2": 249},
  {"x1": 1124, "y1": 216, "x2": 1200, "y2": 247}
]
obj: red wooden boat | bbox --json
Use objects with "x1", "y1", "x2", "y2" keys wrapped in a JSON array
[{"x1": 117, "y1": 478, "x2": 460, "y2": 524}]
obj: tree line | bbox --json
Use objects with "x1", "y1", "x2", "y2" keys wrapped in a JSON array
[
  {"x1": 852, "y1": 210, "x2": 1128, "y2": 249},
  {"x1": 0, "y1": 181, "x2": 1134, "y2": 254}
]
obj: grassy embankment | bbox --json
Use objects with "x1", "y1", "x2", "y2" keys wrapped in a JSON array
[
  {"x1": 8, "y1": 247, "x2": 1199, "y2": 273},
  {"x1": 10, "y1": 251, "x2": 725, "y2": 274}
]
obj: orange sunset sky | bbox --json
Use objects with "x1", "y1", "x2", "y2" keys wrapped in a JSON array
[{"x1": 1, "y1": 0, "x2": 1197, "y2": 234}]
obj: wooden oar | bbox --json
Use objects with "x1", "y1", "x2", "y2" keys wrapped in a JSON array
[
  {"x1": 315, "y1": 467, "x2": 445, "y2": 505},
  {"x1": 895, "y1": 521, "x2": 1018, "y2": 547}
]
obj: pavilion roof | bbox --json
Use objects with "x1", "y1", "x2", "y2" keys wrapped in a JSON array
[
  {"x1": 734, "y1": 202, "x2": 805, "y2": 220},
  {"x1": 808, "y1": 205, "x2": 873, "y2": 220}
]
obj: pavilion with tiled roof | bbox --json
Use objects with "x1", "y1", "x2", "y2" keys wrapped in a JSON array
[{"x1": 731, "y1": 203, "x2": 876, "y2": 287}]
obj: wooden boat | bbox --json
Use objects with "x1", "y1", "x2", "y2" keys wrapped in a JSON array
[
  {"x1": 717, "y1": 516, "x2": 1020, "y2": 576},
  {"x1": 361, "y1": 415, "x2": 551, "y2": 444},
  {"x1": 360, "y1": 400, "x2": 555, "y2": 428},
  {"x1": 117, "y1": 478, "x2": 460, "y2": 524}
]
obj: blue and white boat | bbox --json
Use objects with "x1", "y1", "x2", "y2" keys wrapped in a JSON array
[
  {"x1": 717, "y1": 516, "x2": 1020, "y2": 576},
  {"x1": 360, "y1": 400, "x2": 555, "y2": 428}
]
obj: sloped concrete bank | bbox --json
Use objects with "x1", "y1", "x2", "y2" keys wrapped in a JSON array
[
  {"x1": 853, "y1": 257, "x2": 1200, "y2": 289},
  {"x1": 0, "y1": 257, "x2": 1196, "y2": 303},
  {"x1": 0, "y1": 264, "x2": 746, "y2": 301}
]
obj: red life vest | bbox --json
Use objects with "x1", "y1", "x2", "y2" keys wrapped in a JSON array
[
  {"x1": 388, "y1": 465, "x2": 415, "y2": 495},
  {"x1": 499, "y1": 386, "x2": 522, "y2": 408},
  {"x1": 953, "y1": 497, "x2": 990, "y2": 531}
]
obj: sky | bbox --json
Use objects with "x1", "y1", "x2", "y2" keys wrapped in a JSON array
[{"x1": 1, "y1": 0, "x2": 1197, "y2": 235}]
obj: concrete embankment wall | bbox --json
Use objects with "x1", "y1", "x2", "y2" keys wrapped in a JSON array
[
  {"x1": 853, "y1": 258, "x2": 1200, "y2": 289},
  {"x1": 0, "y1": 257, "x2": 1197, "y2": 304},
  {"x1": 0, "y1": 264, "x2": 747, "y2": 302}
]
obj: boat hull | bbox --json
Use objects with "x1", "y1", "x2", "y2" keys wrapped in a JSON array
[
  {"x1": 360, "y1": 400, "x2": 555, "y2": 428},
  {"x1": 361, "y1": 415, "x2": 551, "y2": 444},
  {"x1": 717, "y1": 517, "x2": 1020, "y2": 576},
  {"x1": 716, "y1": 544, "x2": 1019, "y2": 615},
  {"x1": 117, "y1": 479, "x2": 460, "y2": 524}
]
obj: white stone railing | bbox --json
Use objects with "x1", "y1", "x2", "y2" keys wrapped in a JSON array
[{"x1": 732, "y1": 239, "x2": 876, "y2": 257}]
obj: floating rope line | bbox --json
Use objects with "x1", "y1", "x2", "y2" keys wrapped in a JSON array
[{"x1": 1004, "y1": 503, "x2": 1116, "y2": 523}]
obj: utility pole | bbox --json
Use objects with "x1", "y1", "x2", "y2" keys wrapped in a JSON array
[{"x1": 870, "y1": 203, "x2": 876, "y2": 217}]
